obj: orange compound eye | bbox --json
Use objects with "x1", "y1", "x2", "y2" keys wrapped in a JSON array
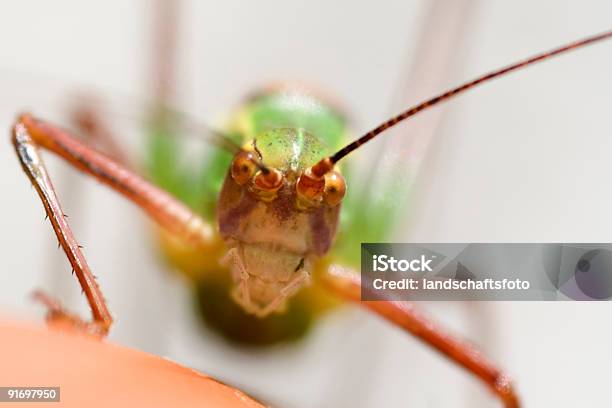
[
  {"x1": 323, "y1": 171, "x2": 346, "y2": 206},
  {"x1": 231, "y1": 151, "x2": 258, "y2": 185}
]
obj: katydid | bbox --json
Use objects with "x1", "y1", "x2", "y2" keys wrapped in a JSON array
[{"x1": 11, "y1": 24, "x2": 612, "y2": 408}]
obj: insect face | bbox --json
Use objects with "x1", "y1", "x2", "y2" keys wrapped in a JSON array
[{"x1": 218, "y1": 128, "x2": 343, "y2": 316}]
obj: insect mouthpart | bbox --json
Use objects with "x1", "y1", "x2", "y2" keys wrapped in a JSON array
[{"x1": 221, "y1": 242, "x2": 312, "y2": 317}]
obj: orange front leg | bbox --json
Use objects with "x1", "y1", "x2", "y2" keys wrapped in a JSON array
[
  {"x1": 321, "y1": 264, "x2": 520, "y2": 408},
  {"x1": 11, "y1": 114, "x2": 215, "y2": 336}
]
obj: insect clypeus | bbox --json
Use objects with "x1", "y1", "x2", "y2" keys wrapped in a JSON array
[{"x1": 9, "y1": 7, "x2": 612, "y2": 408}]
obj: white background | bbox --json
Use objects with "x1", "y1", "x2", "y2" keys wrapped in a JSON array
[{"x1": 1, "y1": 1, "x2": 611, "y2": 407}]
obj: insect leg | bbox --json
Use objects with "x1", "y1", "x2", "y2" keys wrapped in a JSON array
[
  {"x1": 321, "y1": 264, "x2": 520, "y2": 408},
  {"x1": 12, "y1": 120, "x2": 113, "y2": 336},
  {"x1": 14, "y1": 114, "x2": 213, "y2": 246},
  {"x1": 11, "y1": 114, "x2": 215, "y2": 335}
]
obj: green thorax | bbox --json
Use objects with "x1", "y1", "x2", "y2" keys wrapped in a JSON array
[{"x1": 231, "y1": 88, "x2": 348, "y2": 162}]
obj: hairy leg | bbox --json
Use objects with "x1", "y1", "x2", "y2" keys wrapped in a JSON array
[
  {"x1": 321, "y1": 264, "x2": 520, "y2": 408},
  {"x1": 16, "y1": 114, "x2": 213, "y2": 245},
  {"x1": 12, "y1": 114, "x2": 215, "y2": 336},
  {"x1": 12, "y1": 122, "x2": 112, "y2": 335}
]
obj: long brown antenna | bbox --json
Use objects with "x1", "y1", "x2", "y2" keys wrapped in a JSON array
[{"x1": 311, "y1": 29, "x2": 612, "y2": 176}]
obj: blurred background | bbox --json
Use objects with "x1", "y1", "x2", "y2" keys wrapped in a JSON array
[{"x1": 1, "y1": 1, "x2": 612, "y2": 407}]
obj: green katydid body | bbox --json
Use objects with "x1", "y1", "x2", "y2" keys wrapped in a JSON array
[
  {"x1": 147, "y1": 85, "x2": 400, "y2": 345},
  {"x1": 12, "y1": 28, "x2": 610, "y2": 407}
]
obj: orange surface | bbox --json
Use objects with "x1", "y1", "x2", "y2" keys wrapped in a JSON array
[{"x1": 0, "y1": 317, "x2": 264, "y2": 407}]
